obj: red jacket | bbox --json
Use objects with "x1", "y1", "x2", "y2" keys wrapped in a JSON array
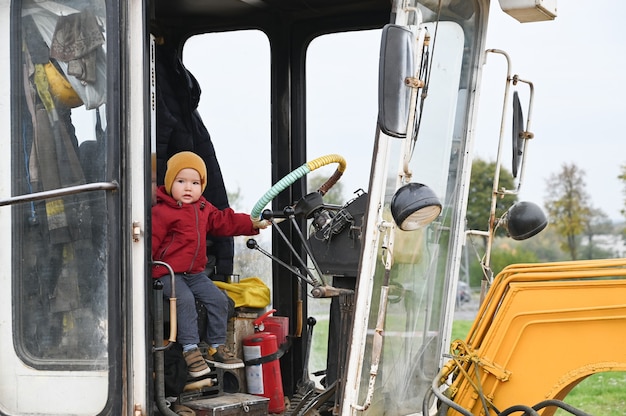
[{"x1": 151, "y1": 186, "x2": 259, "y2": 278}]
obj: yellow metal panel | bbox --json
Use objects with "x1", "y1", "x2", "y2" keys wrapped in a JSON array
[{"x1": 448, "y1": 259, "x2": 626, "y2": 415}]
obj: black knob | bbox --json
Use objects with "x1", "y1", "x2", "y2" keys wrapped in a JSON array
[{"x1": 262, "y1": 209, "x2": 273, "y2": 220}]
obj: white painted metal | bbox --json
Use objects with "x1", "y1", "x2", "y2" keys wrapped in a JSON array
[
  {"x1": 0, "y1": 1, "x2": 110, "y2": 413},
  {"x1": 498, "y1": 0, "x2": 557, "y2": 22},
  {"x1": 128, "y1": 1, "x2": 150, "y2": 413}
]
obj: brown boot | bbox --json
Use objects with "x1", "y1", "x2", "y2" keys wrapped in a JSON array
[
  {"x1": 207, "y1": 345, "x2": 244, "y2": 369},
  {"x1": 183, "y1": 348, "x2": 210, "y2": 378}
]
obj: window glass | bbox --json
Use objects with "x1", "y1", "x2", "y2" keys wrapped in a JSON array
[
  {"x1": 183, "y1": 31, "x2": 272, "y2": 287},
  {"x1": 307, "y1": 30, "x2": 379, "y2": 199},
  {"x1": 370, "y1": 21, "x2": 467, "y2": 411},
  {"x1": 305, "y1": 29, "x2": 380, "y2": 386},
  {"x1": 16, "y1": 0, "x2": 108, "y2": 365},
  {"x1": 304, "y1": 15, "x2": 478, "y2": 412}
]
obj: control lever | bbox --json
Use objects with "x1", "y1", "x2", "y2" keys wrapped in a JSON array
[
  {"x1": 265, "y1": 207, "x2": 326, "y2": 288},
  {"x1": 246, "y1": 239, "x2": 317, "y2": 287},
  {"x1": 286, "y1": 316, "x2": 319, "y2": 415},
  {"x1": 261, "y1": 208, "x2": 325, "y2": 288},
  {"x1": 299, "y1": 317, "x2": 317, "y2": 393}
]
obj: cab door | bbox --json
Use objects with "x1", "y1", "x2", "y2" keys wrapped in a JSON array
[{"x1": 0, "y1": 0, "x2": 132, "y2": 414}]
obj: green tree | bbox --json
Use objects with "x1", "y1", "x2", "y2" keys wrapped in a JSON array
[
  {"x1": 463, "y1": 158, "x2": 517, "y2": 286},
  {"x1": 544, "y1": 163, "x2": 591, "y2": 260},
  {"x1": 468, "y1": 240, "x2": 538, "y2": 287},
  {"x1": 466, "y1": 158, "x2": 517, "y2": 240},
  {"x1": 512, "y1": 226, "x2": 569, "y2": 263}
]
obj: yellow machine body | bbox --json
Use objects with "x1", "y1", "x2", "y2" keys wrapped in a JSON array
[{"x1": 445, "y1": 259, "x2": 626, "y2": 415}]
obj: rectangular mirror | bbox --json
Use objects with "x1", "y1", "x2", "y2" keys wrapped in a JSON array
[{"x1": 378, "y1": 24, "x2": 414, "y2": 138}]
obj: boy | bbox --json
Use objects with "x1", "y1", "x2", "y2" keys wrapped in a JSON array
[{"x1": 152, "y1": 151, "x2": 268, "y2": 377}]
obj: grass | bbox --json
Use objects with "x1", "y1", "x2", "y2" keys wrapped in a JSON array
[
  {"x1": 452, "y1": 320, "x2": 626, "y2": 416},
  {"x1": 553, "y1": 372, "x2": 626, "y2": 416},
  {"x1": 451, "y1": 319, "x2": 473, "y2": 342}
]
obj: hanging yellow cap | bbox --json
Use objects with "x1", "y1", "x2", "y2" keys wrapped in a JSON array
[{"x1": 43, "y1": 62, "x2": 83, "y2": 108}]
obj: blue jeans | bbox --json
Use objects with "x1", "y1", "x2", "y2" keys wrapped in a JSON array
[{"x1": 159, "y1": 272, "x2": 229, "y2": 346}]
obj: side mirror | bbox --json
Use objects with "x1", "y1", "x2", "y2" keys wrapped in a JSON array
[
  {"x1": 378, "y1": 24, "x2": 414, "y2": 138},
  {"x1": 512, "y1": 91, "x2": 524, "y2": 178}
]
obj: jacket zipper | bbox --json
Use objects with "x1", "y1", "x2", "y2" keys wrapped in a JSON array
[{"x1": 187, "y1": 203, "x2": 201, "y2": 273}]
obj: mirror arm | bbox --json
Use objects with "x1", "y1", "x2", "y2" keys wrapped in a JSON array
[
  {"x1": 474, "y1": 53, "x2": 542, "y2": 305},
  {"x1": 401, "y1": 25, "x2": 427, "y2": 183},
  {"x1": 482, "y1": 49, "x2": 513, "y2": 283}
]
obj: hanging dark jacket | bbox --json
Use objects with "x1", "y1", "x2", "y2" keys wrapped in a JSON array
[{"x1": 155, "y1": 42, "x2": 235, "y2": 279}]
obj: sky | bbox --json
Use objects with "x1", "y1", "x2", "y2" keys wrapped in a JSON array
[
  {"x1": 184, "y1": 0, "x2": 626, "y2": 222},
  {"x1": 476, "y1": 0, "x2": 626, "y2": 221}
]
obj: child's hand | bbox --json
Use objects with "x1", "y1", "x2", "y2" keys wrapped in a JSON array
[{"x1": 251, "y1": 217, "x2": 271, "y2": 230}]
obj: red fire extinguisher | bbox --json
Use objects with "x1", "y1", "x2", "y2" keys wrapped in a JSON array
[{"x1": 242, "y1": 309, "x2": 286, "y2": 414}]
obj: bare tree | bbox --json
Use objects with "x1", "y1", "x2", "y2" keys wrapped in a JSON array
[
  {"x1": 226, "y1": 187, "x2": 243, "y2": 211},
  {"x1": 226, "y1": 186, "x2": 272, "y2": 283},
  {"x1": 582, "y1": 207, "x2": 612, "y2": 259},
  {"x1": 544, "y1": 163, "x2": 592, "y2": 260}
]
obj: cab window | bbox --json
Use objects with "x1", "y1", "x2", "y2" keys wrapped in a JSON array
[{"x1": 15, "y1": 0, "x2": 109, "y2": 366}]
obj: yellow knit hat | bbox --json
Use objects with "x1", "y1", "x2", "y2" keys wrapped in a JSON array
[{"x1": 164, "y1": 151, "x2": 208, "y2": 195}]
